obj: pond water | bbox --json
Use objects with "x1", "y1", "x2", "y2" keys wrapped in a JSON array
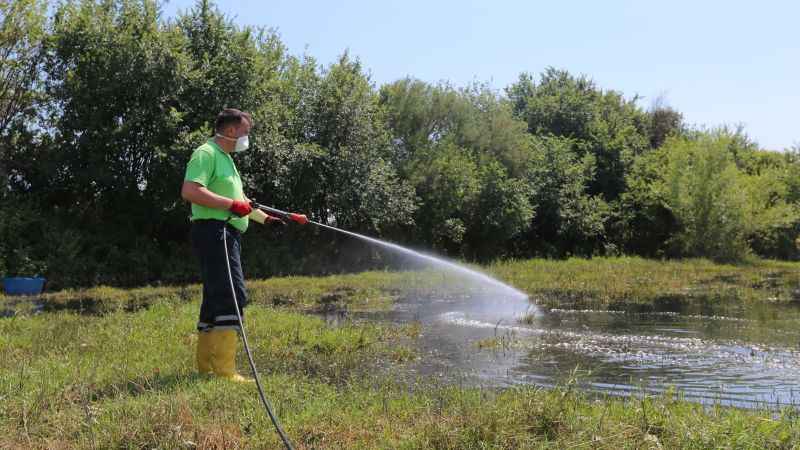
[{"x1": 356, "y1": 289, "x2": 800, "y2": 410}]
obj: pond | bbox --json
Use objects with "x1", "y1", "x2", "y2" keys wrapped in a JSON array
[{"x1": 356, "y1": 289, "x2": 800, "y2": 410}]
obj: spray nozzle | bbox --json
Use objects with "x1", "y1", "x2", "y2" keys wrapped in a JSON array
[{"x1": 288, "y1": 213, "x2": 308, "y2": 225}]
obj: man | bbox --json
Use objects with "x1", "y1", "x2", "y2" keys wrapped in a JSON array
[{"x1": 181, "y1": 108, "x2": 298, "y2": 382}]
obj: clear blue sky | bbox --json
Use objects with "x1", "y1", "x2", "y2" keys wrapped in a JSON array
[{"x1": 163, "y1": 0, "x2": 799, "y2": 151}]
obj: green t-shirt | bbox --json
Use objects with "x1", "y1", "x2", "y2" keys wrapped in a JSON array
[{"x1": 184, "y1": 139, "x2": 248, "y2": 232}]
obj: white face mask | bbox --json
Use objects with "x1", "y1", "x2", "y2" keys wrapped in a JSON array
[
  {"x1": 216, "y1": 133, "x2": 250, "y2": 152},
  {"x1": 233, "y1": 135, "x2": 249, "y2": 152}
]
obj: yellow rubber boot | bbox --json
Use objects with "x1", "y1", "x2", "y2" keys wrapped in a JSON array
[
  {"x1": 208, "y1": 329, "x2": 253, "y2": 382},
  {"x1": 196, "y1": 331, "x2": 212, "y2": 375}
]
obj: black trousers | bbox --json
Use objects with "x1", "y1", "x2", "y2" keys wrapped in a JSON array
[{"x1": 191, "y1": 220, "x2": 247, "y2": 332}]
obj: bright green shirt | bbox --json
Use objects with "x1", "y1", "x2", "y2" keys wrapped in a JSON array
[{"x1": 184, "y1": 139, "x2": 248, "y2": 232}]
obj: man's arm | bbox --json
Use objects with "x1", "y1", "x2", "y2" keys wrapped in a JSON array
[
  {"x1": 181, "y1": 182, "x2": 270, "y2": 223},
  {"x1": 181, "y1": 181, "x2": 235, "y2": 210}
]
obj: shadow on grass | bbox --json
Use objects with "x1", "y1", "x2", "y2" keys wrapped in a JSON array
[{"x1": 90, "y1": 372, "x2": 208, "y2": 401}]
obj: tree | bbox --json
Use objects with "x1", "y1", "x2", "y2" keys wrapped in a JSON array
[
  {"x1": 0, "y1": 0, "x2": 45, "y2": 135},
  {"x1": 660, "y1": 135, "x2": 750, "y2": 261},
  {"x1": 272, "y1": 53, "x2": 416, "y2": 232},
  {"x1": 5, "y1": 0, "x2": 800, "y2": 288},
  {"x1": 511, "y1": 68, "x2": 598, "y2": 139},
  {"x1": 380, "y1": 78, "x2": 535, "y2": 256},
  {"x1": 647, "y1": 95, "x2": 683, "y2": 149},
  {"x1": 466, "y1": 160, "x2": 534, "y2": 259},
  {"x1": 616, "y1": 148, "x2": 678, "y2": 256},
  {"x1": 507, "y1": 68, "x2": 650, "y2": 202},
  {"x1": 739, "y1": 159, "x2": 800, "y2": 259},
  {"x1": 406, "y1": 141, "x2": 480, "y2": 252},
  {"x1": 378, "y1": 78, "x2": 464, "y2": 171},
  {"x1": 524, "y1": 135, "x2": 608, "y2": 256},
  {"x1": 453, "y1": 83, "x2": 534, "y2": 178}
]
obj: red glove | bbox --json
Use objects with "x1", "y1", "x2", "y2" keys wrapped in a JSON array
[
  {"x1": 289, "y1": 213, "x2": 309, "y2": 225},
  {"x1": 229, "y1": 200, "x2": 253, "y2": 217}
]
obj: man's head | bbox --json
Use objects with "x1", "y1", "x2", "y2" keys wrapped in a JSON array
[{"x1": 214, "y1": 108, "x2": 252, "y2": 153}]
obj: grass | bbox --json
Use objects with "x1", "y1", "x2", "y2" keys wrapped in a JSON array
[
  {"x1": 0, "y1": 271, "x2": 408, "y2": 317},
  {"x1": 2, "y1": 257, "x2": 800, "y2": 448},
  {"x1": 6, "y1": 256, "x2": 800, "y2": 316},
  {"x1": 490, "y1": 257, "x2": 800, "y2": 312}
]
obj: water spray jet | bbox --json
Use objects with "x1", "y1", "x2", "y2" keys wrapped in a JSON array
[{"x1": 251, "y1": 201, "x2": 529, "y2": 301}]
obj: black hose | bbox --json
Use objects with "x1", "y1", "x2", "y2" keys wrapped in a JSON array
[{"x1": 222, "y1": 220, "x2": 294, "y2": 450}]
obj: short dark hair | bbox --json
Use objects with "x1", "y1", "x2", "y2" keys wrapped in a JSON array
[{"x1": 214, "y1": 108, "x2": 252, "y2": 133}]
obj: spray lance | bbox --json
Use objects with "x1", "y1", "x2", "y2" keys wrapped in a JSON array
[{"x1": 250, "y1": 201, "x2": 310, "y2": 225}]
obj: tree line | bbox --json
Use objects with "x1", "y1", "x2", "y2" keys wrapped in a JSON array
[{"x1": 2, "y1": 0, "x2": 799, "y2": 289}]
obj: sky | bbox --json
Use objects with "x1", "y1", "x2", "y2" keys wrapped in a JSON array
[{"x1": 162, "y1": 0, "x2": 799, "y2": 150}]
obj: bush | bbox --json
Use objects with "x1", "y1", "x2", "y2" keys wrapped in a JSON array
[{"x1": 660, "y1": 135, "x2": 750, "y2": 261}]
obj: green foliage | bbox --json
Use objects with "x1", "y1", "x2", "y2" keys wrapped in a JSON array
[
  {"x1": 0, "y1": 0, "x2": 46, "y2": 135},
  {"x1": 275, "y1": 53, "x2": 416, "y2": 233},
  {"x1": 646, "y1": 96, "x2": 684, "y2": 148},
  {"x1": 466, "y1": 161, "x2": 534, "y2": 258},
  {"x1": 0, "y1": 198, "x2": 46, "y2": 276},
  {"x1": 525, "y1": 136, "x2": 608, "y2": 256},
  {"x1": 408, "y1": 142, "x2": 480, "y2": 252},
  {"x1": 739, "y1": 161, "x2": 800, "y2": 259},
  {"x1": 379, "y1": 79, "x2": 535, "y2": 256},
  {"x1": 453, "y1": 83, "x2": 534, "y2": 178},
  {"x1": 510, "y1": 68, "x2": 598, "y2": 139},
  {"x1": 660, "y1": 135, "x2": 751, "y2": 261},
  {"x1": 379, "y1": 78, "x2": 465, "y2": 170},
  {"x1": 1, "y1": 0, "x2": 799, "y2": 286},
  {"x1": 507, "y1": 68, "x2": 650, "y2": 201},
  {"x1": 615, "y1": 147, "x2": 678, "y2": 256},
  {"x1": 639, "y1": 132, "x2": 800, "y2": 262}
]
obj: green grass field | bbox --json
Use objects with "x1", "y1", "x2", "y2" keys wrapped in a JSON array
[{"x1": 2, "y1": 257, "x2": 800, "y2": 448}]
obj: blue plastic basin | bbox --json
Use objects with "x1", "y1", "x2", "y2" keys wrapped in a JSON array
[{"x1": 3, "y1": 277, "x2": 46, "y2": 296}]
